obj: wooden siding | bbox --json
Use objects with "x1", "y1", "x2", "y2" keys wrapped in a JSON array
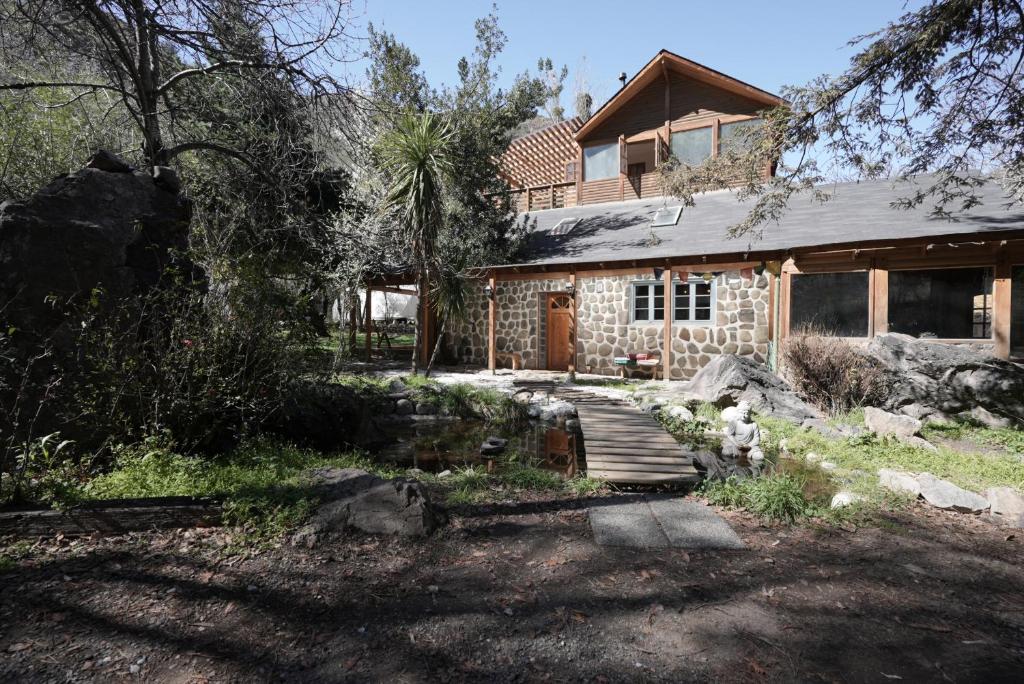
[
  {"x1": 580, "y1": 177, "x2": 620, "y2": 205},
  {"x1": 585, "y1": 72, "x2": 764, "y2": 143}
]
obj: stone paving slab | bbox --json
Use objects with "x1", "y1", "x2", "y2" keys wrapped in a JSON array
[{"x1": 588, "y1": 494, "x2": 745, "y2": 550}]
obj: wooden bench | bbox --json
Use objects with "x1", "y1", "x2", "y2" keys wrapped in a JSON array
[{"x1": 614, "y1": 354, "x2": 661, "y2": 380}]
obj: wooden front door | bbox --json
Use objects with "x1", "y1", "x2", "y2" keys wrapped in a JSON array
[{"x1": 546, "y1": 293, "x2": 574, "y2": 371}]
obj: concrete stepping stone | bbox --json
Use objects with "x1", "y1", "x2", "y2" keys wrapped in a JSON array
[{"x1": 588, "y1": 494, "x2": 744, "y2": 550}]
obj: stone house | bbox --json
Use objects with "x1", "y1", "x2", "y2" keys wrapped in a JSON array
[{"x1": 378, "y1": 50, "x2": 1024, "y2": 377}]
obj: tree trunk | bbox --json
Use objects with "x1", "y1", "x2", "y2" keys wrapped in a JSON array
[
  {"x1": 425, "y1": 318, "x2": 447, "y2": 378},
  {"x1": 411, "y1": 269, "x2": 428, "y2": 375}
]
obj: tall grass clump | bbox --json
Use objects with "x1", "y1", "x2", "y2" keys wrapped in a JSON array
[{"x1": 702, "y1": 474, "x2": 817, "y2": 523}]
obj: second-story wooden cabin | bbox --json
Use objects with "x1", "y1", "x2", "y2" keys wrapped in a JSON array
[{"x1": 500, "y1": 50, "x2": 784, "y2": 212}]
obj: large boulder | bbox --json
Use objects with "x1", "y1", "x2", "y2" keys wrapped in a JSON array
[
  {"x1": 985, "y1": 487, "x2": 1024, "y2": 527},
  {"x1": 867, "y1": 334, "x2": 1024, "y2": 426},
  {"x1": 916, "y1": 473, "x2": 990, "y2": 513},
  {"x1": 683, "y1": 355, "x2": 821, "y2": 423},
  {"x1": 0, "y1": 151, "x2": 196, "y2": 344},
  {"x1": 293, "y1": 468, "x2": 441, "y2": 545}
]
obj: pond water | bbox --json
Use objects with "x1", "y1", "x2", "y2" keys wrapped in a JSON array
[{"x1": 373, "y1": 421, "x2": 581, "y2": 478}]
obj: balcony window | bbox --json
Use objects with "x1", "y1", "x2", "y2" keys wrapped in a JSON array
[
  {"x1": 670, "y1": 127, "x2": 712, "y2": 167},
  {"x1": 790, "y1": 271, "x2": 870, "y2": 337},
  {"x1": 583, "y1": 142, "x2": 618, "y2": 181},
  {"x1": 719, "y1": 118, "x2": 761, "y2": 155},
  {"x1": 889, "y1": 267, "x2": 993, "y2": 339}
]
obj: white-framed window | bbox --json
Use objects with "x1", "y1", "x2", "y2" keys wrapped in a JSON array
[
  {"x1": 631, "y1": 282, "x2": 665, "y2": 322},
  {"x1": 583, "y1": 142, "x2": 618, "y2": 180},
  {"x1": 673, "y1": 278, "x2": 715, "y2": 323}
]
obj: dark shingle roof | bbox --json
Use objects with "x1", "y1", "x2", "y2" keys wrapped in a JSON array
[{"x1": 508, "y1": 174, "x2": 1024, "y2": 269}]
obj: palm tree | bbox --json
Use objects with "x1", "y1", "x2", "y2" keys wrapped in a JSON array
[{"x1": 378, "y1": 112, "x2": 454, "y2": 374}]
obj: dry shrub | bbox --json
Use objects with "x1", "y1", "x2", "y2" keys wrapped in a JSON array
[{"x1": 782, "y1": 328, "x2": 889, "y2": 415}]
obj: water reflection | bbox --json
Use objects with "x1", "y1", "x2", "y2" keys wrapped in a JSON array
[{"x1": 374, "y1": 421, "x2": 580, "y2": 478}]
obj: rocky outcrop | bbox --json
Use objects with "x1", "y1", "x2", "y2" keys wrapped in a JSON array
[
  {"x1": 682, "y1": 355, "x2": 821, "y2": 423},
  {"x1": 985, "y1": 487, "x2": 1024, "y2": 527},
  {"x1": 0, "y1": 151, "x2": 197, "y2": 345},
  {"x1": 863, "y1": 407, "x2": 937, "y2": 451},
  {"x1": 867, "y1": 334, "x2": 1024, "y2": 426},
  {"x1": 293, "y1": 468, "x2": 441, "y2": 545}
]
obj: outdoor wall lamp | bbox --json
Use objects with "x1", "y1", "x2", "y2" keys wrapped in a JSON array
[
  {"x1": 483, "y1": 284, "x2": 494, "y2": 299},
  {"x1": 565, "y1": 282, "x2": 576, "y2": 296},
  {"x1": 652, "y1": 267, "x2": 664, "y2": 280},
  {"x1": 701, "y1": 271, "x2": 714, "y2": 283}
]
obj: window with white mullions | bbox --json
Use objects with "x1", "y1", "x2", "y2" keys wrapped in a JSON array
[
  {"x1": 631, "y1": 282, "x2": 665, "y2": 322},
  {"x1": 673, "y1": 278, "x2": 714, "y2": 323}
]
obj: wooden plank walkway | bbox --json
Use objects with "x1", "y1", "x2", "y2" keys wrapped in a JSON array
[{"x1": 514, "y1": 381, "x2": 700, "y2": 485}]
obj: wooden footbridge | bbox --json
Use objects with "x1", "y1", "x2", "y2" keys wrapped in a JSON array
[{"x1": 516, "y1": 381, "x2": 700, "y2": 485}]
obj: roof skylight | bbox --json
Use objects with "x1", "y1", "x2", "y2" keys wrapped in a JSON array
[
  {"x1": 651, "y1": 206, "x2": 683, "y2": 227},
  {"x1": 549, "y1": 217, "x2": 581, "y2": 236}
]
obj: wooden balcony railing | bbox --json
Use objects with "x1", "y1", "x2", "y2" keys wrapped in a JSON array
[{"x1": 508, "y1": 181, "x2": 578, "y2": 213}]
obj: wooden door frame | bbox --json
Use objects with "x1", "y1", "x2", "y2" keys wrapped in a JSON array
[{"x1": 545, "y1": 292, "x2": 575, "y2": 371}]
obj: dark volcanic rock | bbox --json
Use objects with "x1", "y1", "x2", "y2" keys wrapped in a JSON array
[
  {"x1": 0, "y1": 153, "x2": 196, "y2": 344},
  {"x1": 293, "y1": 467, "x2": 441, "y2": 545},
  {"x1": 868, "y1": 334, "x2": 1024, "y2": 426}
]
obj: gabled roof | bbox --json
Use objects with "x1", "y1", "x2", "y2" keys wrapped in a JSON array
[
  {"x1": 575, "y1": 50, "x2": 786, "y2": 143},
  {"x1": 500, "y1": 174, "x2": 1024, "y2": 269}
]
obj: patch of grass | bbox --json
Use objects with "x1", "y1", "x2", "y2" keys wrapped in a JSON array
[
  {"x1": 702, "y1": 474, "x2": 818, "y2": 523},
  {"x1": 498, "y1": 463, "x2": 562, "y2": 491},
  {"x1": 331, "y1": 373, "x2": 392, "y2": 393},
  {"x1": 924, "y1": 420, "x2": 1024, "y2": 456},
  {"x1": 447, "y1": 464, "x2": 489, "y2": 490},
  {"x1": 407, "y1": 380, "x2": 530, "y2": 427},
  {"x1": 84, "y1": 437, "x2": 398, "y2": 540},
  {"x1": 446, "y1": 486, "x2": 486, "y2": 506},
  {"x1": 566, "y1": 475, "x2": 606, "y2": 497},
  {"x1": 759, "y1": 415, "x2": 1024, "y2": 493}
]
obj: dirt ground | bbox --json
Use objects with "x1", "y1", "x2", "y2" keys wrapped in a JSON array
[{"x1": 2, "y1": 492, "x2": 1023, "y2": 683}]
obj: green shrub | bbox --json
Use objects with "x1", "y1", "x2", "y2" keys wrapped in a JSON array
[
  {"x1": 702, "y1": 474, "x2": 816, "y2": 523},
  {"x1": 0, "y1": 433, "x2": 85, "y2": 508},
  {"x1": 499, "y1": 463, "x2": 562, "y2": 490},
  {"x1": 566, "y1": 475, "x2": 606, "y2": 496}
]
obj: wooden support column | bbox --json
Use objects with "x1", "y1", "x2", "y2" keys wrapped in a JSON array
[
  {"x1": 870, "y1": 265, "x2": 888, "y2": 338},
  {"x1": 662, "y1": 264, "x2": 672, "y2": 382},
  {"x1": 994, "y1": 257, "x2": 1012, "y2": 359},
  {"x1": 780, "y1": 271, "x2": 792, "y2": 340},
  {"x1": 487, "y1": 271, "x2": 497, "y2": 373},
  {"x1": 364, "y1": 286, "x2": 372, "y2": 362},
  {"x1": 569, "y1": 271, "x2": 577, "y2": 374},
  {"x1": 618, "y1": 134, "x2": 626, "y2": 201},
  {"x1": 575, "y1": 145, "x2": 583, "y2": 205}
]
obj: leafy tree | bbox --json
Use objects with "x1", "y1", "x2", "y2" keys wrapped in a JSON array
[
  {"x1": 662, "y1": 0, "x2": 1024, "y2": 237},
  {"x1": 378, "y1": 112, "x2": 454, "y2": 374},
  {"x1": 537, "y1": 57, "x2": 569, "y2": 121}
]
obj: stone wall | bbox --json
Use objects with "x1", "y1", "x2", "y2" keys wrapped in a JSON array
[
  {"x1": 576, "y1": 271, "x2": 770, "y2": 379},
  {"x1": 450, "y1": 269, "x2": 770, "y2": 378},
  {"x1": 449, "y1": 277, "x2": 568, "y2": 369}
]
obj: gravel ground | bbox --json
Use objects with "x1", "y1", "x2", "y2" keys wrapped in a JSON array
[{"x1": 2, "y1": 490, "x2": 1023, "y2": 683}]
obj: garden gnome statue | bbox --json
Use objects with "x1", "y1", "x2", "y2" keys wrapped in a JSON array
[{"x1": 722, "y1": 401, "x2": 764, "y2": 463}]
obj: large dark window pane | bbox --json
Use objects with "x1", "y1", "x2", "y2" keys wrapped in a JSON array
[
  {"x1": 790, "y1": 272, "x2": 869, "y2": 337},
  {"x1": 889, "y1": 268, "x2": 992, "y2": 339}
]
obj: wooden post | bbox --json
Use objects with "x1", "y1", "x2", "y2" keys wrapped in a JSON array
[
  {"x1": 487, "y1": 271, "x2": 497, "y2": 373},
  {"x1": 994, "y1": 258, "x2": 1012, "y2": 359},
  {"x1": 662, "y1": 264, "x2": 672, "y2": 382},
  {"x1": 780, "y1": 270, "x2": 792, "y2": 340},
  {"x1": 870, "y1": 265, "x2": 888, "y2": 338},
  {"x1": 618, "y1": 134, "x2": 626, "y2": 201},
  {"x1": 575, "y1": 145, "x2": 584, "y2": 205},
  {"x1": 569, "y1": 271, "x2": 577, "y2": 375},
  {"x1": 364, "y1": 286, "x2": 372, "y2": 362}
]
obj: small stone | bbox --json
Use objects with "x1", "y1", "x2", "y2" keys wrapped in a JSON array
[
  {"x1": 152, "y1": 165, "x2": 181, "y2": 194},
  {"x1": 831, "y1": 491, "x2": 866, "y2": 508},
  {"x1": 985, "y1": 487, "x2": 1024, "y2": 526},
  {"x1": 437, "y1": 470, "x2": 452, "y2": 479},
  {"x1": 964, "y1": 406, "x2": 1015, "y2": 429},
  {"x1": 415, "y1": 402, "x2": 438, "y2": 415},
  {"x1": 395, "y1": 399, "x2": 414, "y2": 415},
  {"x1": 864, "y1": 406, "x2": 922, "y2": 440},
  {"x1": 667, "y1": 406, "x2": 694, "y2": 422},
  {"x1": 85, "y1": 149, "x2": 131, "y2": 172},
  {"x1": 916, "y1": 473, "x2": 989, "y2": 513},
  {"x1": 878, "y1": 468, "x2": 921, "y2": 496},
  {"x1": 820, "y1": 461, "x2": 837, "y2": 471},
  {"x1": 805, "y1": 452, "x2": 821, "y2": 463}
]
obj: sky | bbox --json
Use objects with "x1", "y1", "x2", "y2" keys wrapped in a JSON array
[{"x1": 345, "y1": 0, "x2": 924, "y2": 107}]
